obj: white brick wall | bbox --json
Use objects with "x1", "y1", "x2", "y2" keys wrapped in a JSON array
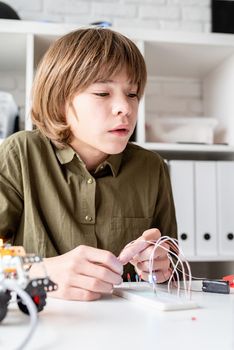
[
  {"x1": 3, "y1": 0, "x2": 211, "y2": 32},
  {"x1": 146, "y1": 78, "x2": 203, "y2": 114},
  {"x1": 145, "y1": 76, "x2": 204, "y2": 140},
  {"x1": 4, "y1": 0, "x2": 42, "y2": 12}
]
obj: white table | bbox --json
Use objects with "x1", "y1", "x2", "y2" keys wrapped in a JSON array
[{"x1": 1, "y1": 282, "x2": 234, "y2": 350}]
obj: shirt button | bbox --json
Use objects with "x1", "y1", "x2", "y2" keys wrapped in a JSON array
[
  {"x1": 85, "y1": 215, "x2": 92, "y2": 222},
  {"x1": 87, "y1": 178, "x2": 93, "y2": 184}
]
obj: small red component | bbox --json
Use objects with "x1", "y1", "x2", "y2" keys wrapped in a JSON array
[
  {"x1": 33, "y1": 295, "x2": 40, "y2": 305},
  {"x1": 191, "y1": 316, "x2": 197, "y2": 321},
  {"x1": 222, "y1": 275, "x2": 234, "y2": 288}
]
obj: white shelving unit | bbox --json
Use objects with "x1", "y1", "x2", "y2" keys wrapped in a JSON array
[
  {"x1": 1, "y1": 19, "x2": 234, "y2": 265},
  {"x1": 1, "y1": 20, "x2": 234, "y2": 156}
]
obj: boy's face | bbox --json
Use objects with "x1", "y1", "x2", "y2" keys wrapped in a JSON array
[{"x1": 66, "y1": 69, "x2": 139, "y2": 159}]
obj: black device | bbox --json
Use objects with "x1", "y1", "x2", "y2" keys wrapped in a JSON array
[
  {"x1": 0, "y1": 1, "x2": 20, "y2": 19},
  {"x1": 202, "y1": 279, "x2": 230, "y2": 294},
  {"x1": 212, "y1": 0, "x2": 234, "y2": 34}
]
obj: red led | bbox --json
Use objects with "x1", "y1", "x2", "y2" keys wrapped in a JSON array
[{"x1": 223, "y1": 275, "x2": 234, "y2": 288}]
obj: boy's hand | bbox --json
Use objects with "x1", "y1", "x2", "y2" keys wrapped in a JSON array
[
  {"x1": 30, "y1": 246, "x2": 123, "y2": 301},
  {"x1": 118, "y1": 228, "x2": 171, "y2": 283}
]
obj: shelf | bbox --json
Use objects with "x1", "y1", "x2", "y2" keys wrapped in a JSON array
[
  {"x1": 138, "y1": 142, "x2": 234, "y2": 153},
  {"x1": 0, "y1": 32, "x2": 27, "y2": 71},
  {"x1": 145, "y1": 41, "x2": 234, "y2": 78},
  {"x1": 136, "y1": 143, "x2": 234, "y2": 160},
  {"x1": 1, "y1": 19, "x2": 234, "y2": 78},
  {"x1": 34, "y1": 34, "x2": 60, "y2": 67},
  {"x1": 123, "y1": 28, "x2": 234, "y2": 79},
  {"x1": 0, "y1": 19, "x2": 79, "y2": 36}
]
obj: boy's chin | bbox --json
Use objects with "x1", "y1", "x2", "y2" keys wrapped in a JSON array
[{"x1": 104, "y1": 142, "x2": 128, "y2": 155}]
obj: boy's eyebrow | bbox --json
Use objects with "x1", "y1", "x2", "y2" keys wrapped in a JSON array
[
  {"x1": 93, "y1": 79, "x2": 137, "y2": 86},
  {"x1": 94, "y1": 79, "x2": 114, "y2": 84}
]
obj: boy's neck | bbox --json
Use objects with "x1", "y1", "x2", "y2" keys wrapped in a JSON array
[
  {"x1": 69, "y1": 141, "x2": 108, "y2": 171},
  {"x1": 83, "y1": 155, "x2": 108, "y2": 171}
]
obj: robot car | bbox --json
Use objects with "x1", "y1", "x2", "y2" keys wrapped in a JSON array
[{"x1": 0, "y1": 239, "x2": 58, "y2": 322}]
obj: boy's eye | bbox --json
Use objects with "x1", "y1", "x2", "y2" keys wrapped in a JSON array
[
  {"x1": 128, "y1": 93, "x2": 138, "y2": 99},
  {"x1": 94, "y1": 92, "x2": 109, "y2": 97}
]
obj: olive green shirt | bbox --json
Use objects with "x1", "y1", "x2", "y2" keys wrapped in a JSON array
[{"x1": 0, "y1": 130, "x2": 177, "y2": 270}]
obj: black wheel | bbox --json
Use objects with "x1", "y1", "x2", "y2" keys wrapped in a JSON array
[
  {"x1": 0, "y1": 291, "x2": 11, "y2": 322},
  {"x1": 17, "y1": 292, "x2": 47, "y2": 315}
]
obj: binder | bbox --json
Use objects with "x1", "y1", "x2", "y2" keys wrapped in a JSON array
[
  {"x1": 169, "y1": 161, "x2": 195, "y2": 257},
  {"x1": 195, "y1": 161, "x2": 218, "y2": 256},
  {"x1": 217, "y1": 161, "x2": 234, "y2": 255}
]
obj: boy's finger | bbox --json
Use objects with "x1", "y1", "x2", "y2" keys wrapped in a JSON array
[
  {"x1": 142, "y1": 228, "x2": 161, "y2": 241},
  {"x1": 118, "y1": 240, "x2": 148, "y2": 265},
  {"x1": 77, "y1": 245, "x2": 123, "y2": 275},
  {"x1": 118, "y1": 228, "x2": 162, "y2": 265}
]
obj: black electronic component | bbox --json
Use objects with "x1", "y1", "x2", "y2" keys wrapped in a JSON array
[
  {"x1": 212, "y1": 0, "x2": 234, "y2": 34},
  {"x1": 202, "y1": 279, "x2": 230, "y2": 294}
]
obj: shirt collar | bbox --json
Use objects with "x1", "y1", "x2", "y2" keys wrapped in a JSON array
[
  {"x1": 55, "y1": 145, "x2": 78, "y2": 164},
  {"x1": 55, "y1": 145, "x2": 123, "y2": 177},
  {"x1": 105, "y1": 153, "x2": 123, "y2": 177}
]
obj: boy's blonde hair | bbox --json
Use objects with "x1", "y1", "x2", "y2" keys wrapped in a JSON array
[{"x1": 31, "y1": 27, "x2": 147, "y2": 148}]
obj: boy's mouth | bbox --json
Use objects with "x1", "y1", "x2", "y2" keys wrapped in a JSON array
[{"x1": 109, "y1": 126, "x2": 130, "y2": 136}]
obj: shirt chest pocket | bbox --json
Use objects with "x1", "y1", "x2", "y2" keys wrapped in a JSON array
[{"x1": 109, "y1": 217, "x2": 153, "y2": 256}]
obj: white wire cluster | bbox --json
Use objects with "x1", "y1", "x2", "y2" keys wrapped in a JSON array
[
  {"x1": 122, "y1": 235, "x2": 193, "y2": 299},
  {"x1": 146, "y1": 236, "x2": 192, "y2": 299}
]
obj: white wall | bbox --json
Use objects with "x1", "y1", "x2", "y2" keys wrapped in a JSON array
[{"x1": 4, "y1": 0, "x2": 211, "y2": 32}]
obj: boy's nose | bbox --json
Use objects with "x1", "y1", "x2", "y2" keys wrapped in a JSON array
[{"x1": 112, "y1": 99, "x2": 131, "y2": 117}]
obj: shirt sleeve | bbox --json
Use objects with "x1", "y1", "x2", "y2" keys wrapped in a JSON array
[
  {"x1": 0, "y1": 140, "x2": 23, "y2": 241},
  {"x1": 152, "y1": 158, "x2": 177, "y2": 239}
]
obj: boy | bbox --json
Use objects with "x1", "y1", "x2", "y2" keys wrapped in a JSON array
[{"x1": 0, "y1": 28, "x2": 177, "y2": 301}]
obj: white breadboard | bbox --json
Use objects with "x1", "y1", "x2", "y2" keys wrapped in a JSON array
[{"x1": 113, "y1": 282, "x2": 198, "y2": 311}]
